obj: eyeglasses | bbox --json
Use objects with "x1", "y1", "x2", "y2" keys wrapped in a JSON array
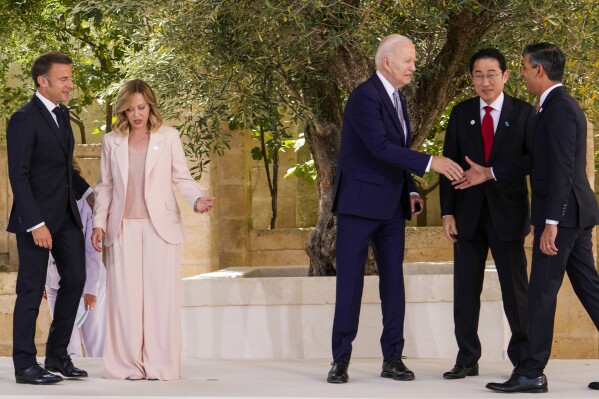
[{"x1": 472, "y1": 73, "x2": 502, "y2": 83}]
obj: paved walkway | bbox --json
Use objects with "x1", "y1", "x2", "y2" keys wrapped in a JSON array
[{"x1": 0, "y1": 357, "x2": 598, "y2": 398}]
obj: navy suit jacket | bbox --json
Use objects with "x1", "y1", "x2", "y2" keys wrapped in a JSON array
[
  {"x1": 7, "y1": 95, "x2": 89, "y2": 234},
  {"x1": 531, "y1": 86, "x2": 599, "y2": 228},
  {"x1": 332, "y1": 73, "x2": 430, "y2": 221},
  {"x1": 440, "y1": 94, "x2": 534, "y2": 241}
]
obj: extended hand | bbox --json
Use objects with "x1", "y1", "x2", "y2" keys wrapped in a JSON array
[
  {"x1": 453, "y1": 156, "x2": 493, "y2": 189},
  {"x1": 431, "y1": 156, "x2": 464, "y2": 181}
]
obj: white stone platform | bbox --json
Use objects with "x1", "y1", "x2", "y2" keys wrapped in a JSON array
[
  {"x1": 1, "y1": 357, "x2": 599, "y2": 398},
  {"x1": 181, "y1": 263, "x2": 509, "y2": 360}
]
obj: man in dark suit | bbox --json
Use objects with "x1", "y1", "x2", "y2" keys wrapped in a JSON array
[
  {"x1": 7, "y1": 52, "x2": 90, "y2": 384},
  {"x1": 486, "y1": 43, "x2": 599, "y2": 393},
  {"x1": 327, "y1": 34, "x2": 464, "y2": 384},
  {"x1": 439, "y1": 48, "x2": 534, "y2": 379}
]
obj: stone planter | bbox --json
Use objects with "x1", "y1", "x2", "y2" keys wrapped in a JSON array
[{"x1": 181, "y1": 262, "x2": 509, "y2": 360}]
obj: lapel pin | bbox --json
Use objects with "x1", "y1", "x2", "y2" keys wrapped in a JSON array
[
  {"x1": 470, "y1": 120, "x2": 475, "y2": 125},
  {"x1": 505, "y1": 121, "x2": 510, "y2": 127}
]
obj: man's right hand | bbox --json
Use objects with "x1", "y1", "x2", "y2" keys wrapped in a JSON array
[
  {"x1": 31, "y1": 225, "x2": 52, "y2": 249},
  {"x1": 442, "y1": 215, "x2": 458, "y2": 243},
  {"x1": 431, "y1": 156, "x2": 464, "y2": 181}
]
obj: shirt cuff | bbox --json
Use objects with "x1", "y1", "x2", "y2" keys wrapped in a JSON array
[
  {"x1": 409, "y1": 192, "x2": 419, "y2": 197},
  {"x1": 545, "y1": 219, "x2": 559, "y2": 225},
  {"x1": 425, "y1": 156, "x2": 432, "y2": 173},
  {"x1": 27, "y1": 222, "x2": 45, "y2": 232},
  {"x1": 490, "y1": 167, "x2": 497, "y2": 181}
]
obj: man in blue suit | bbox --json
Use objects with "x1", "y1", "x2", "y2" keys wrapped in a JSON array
[
  {"x1": 327, "y1": 34, "x2": 464, "y2": 384},
  {"x1": 7, "y1": 52, "x2": 91, "y2": 384},
  {"x1": 486, "y1": 43, "x2": 599, "y2": 393}
]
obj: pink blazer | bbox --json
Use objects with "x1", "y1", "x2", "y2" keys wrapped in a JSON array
[{"x1": 92, "y1": 125, "x2": 202, "y2": 247}]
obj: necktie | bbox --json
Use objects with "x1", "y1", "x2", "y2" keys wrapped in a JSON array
[
  {"x1": 52, "y1": 106, "x2": 69, "y2": 143},
  {"x1": 481, "y1": 105, "x2": 494, "y2": 163},
  {"x1": 392, "y1": 90, "x2": 406, "y2": 139}
]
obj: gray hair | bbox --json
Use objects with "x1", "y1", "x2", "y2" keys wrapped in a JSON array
[{"x1": 375, "y1": 34, "x2": 413, "y2": 70}]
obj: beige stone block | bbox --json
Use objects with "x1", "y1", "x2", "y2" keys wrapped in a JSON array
[
  {"x1": 552, "y1": 337, "x2": 598, "y2": 359},
  {"x1": 249, "y1": 250, "x2": 309, "y2": 267},
  {"x1": 0, "y1": 273, "x2": 16, "y2": 295},
  {"x1": 219, "y1": 252, "x2": 248, "y2": 269},
  {"x1": 249, "y1": 228, "x2": 311, "y2": 251},
  {"x1": 218, "y1": 220, "x2": 249, "y2": 251}
]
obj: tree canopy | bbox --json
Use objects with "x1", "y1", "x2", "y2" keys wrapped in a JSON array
[{"x1": 1, "y1": 0, "x2": 597, "y2": 274}]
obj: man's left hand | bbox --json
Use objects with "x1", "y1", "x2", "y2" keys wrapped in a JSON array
[{"x1": 410, "y1": 194, "x2": 424, "y2": 216}]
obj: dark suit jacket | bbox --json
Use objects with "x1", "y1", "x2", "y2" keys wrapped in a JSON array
[
  {"x1": 332, "y1": 73, "x2": 430, "y2": 220},
  {"x1": 440, "y1": 93, "x2": 535, "y2": 241},
  {"x1": 7, "y1": 94, "x2": 89, "y2": 234},
  {"x1": 530, "y1": 86, "x2": 599, "y2": 228}
]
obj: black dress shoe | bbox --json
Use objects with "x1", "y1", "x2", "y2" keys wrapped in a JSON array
[
  {"x1": 486, "y1": 373, "x2": 548, "y2": 393},
  {"x1": 443, "y1": 363, "x2": 479, "y2": 379},
  {"x1": 45, "y1": 356, "x2": 88, "y2": 378},
  {"x1": 327, "y1": 361, "x2": 349, "y2": 383},
  {"x1": 589, "y1": 381, "x2": 599, "y2": 390},
  {"x1": 381, "y1": 357, "x2": 415, "y2": 381},
  {"x1": 15, "y1": 363, "x2": 63, "y2": 384}
]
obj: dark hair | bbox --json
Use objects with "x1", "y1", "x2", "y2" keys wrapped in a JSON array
[
  {"x1": 522, "y1": 42, "x2": 565, "y2": 82},
  {"x1": 469, "y1": 48, "x2": 507, "y2": 73},
  {"x1": 31, "y1": 52, "x2": 73, "y2": 87}
]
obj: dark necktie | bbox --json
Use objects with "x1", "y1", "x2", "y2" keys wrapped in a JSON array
[
  {"x1": 481, "y1": 105, "x2": 494, "y2": 163},
  {"x1": 52, "y1": 106, "x2": 69, "y2": 143}
]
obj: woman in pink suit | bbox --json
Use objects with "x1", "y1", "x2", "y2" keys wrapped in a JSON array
[{"x1": 91, "y1": 79, "x2": 214, "y2": 380}]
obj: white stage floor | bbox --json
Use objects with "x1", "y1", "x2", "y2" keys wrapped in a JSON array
[{"x1": 0, "y1": 357, "x2": 598, "y2": 398}]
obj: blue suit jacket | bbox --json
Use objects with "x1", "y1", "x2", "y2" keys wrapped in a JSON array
[
  {"x1": 332, "y1": 73, "x2": 430, "y2": 221},
  {"x1": 7, "y1": 95, "x2": 89, "y2": 234},
  {"x1": 531, "y1": 86, "x2": 599, "y2": 228}
]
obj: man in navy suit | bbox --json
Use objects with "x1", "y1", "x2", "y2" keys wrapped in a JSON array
[
  {"x1": 327, "y1": 34, "x2": 464, "y2": 384},
  {"x1": 440, "y1": 48, "x2": 534, "y2": 379},
  {"x1": 486, "y1": 43, "x2": 599, "y2": 393},
  {"x1": 7, "y1": 52, "x2": 91, "y2": 384}
]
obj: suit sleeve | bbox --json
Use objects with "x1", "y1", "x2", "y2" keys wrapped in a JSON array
[
  {"x1": 170, "y1": 130, "x2": 203, "y2": 208},
  {"x1": 546, "y1": 100, "x2": 578, "y2": 221},
  {"x1": 493, "y1": 106, "x2": 535, "y2": 181},
  {"x1": 345, "y1": 88, "x2": 431, "y2": 176},
  {"x1": 6, "y1": 112, "x2": 45, "y2": 230},
  {"x1": 439, "y1": 107, "x2": 458, "y2": 216},
  {"x1": 92, "y1": 134, "x2": 114, "y2": 232},
  {"x1": 72, "y1": 169, "x2": 90, "y2": 200}
]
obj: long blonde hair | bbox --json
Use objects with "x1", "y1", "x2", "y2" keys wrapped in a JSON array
[{"x1": 111, "y1": 79, "x2": 163, "y2": 136}]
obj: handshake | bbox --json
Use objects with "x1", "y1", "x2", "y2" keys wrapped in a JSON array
[{"x1": 431, "y1": 156, "x2": 490, "y2": 189}]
